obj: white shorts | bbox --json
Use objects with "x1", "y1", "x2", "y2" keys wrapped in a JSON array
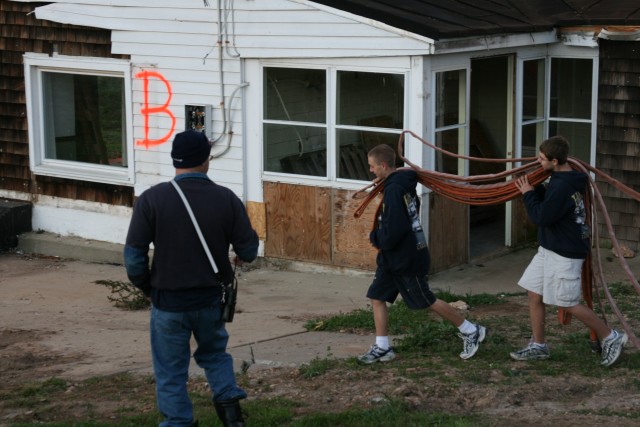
[{"x1": 518, "y1": 246, "x2": 584, "y2": 307}]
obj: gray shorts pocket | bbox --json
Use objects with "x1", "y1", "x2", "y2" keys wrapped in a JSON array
[{"x1": 555, "y1": 274, "x2": 582, "y2": 306}]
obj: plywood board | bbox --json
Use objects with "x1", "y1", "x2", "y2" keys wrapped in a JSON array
[
  {"x1": 264, "y1": 182, "x2": 331, "y2": 263},
  {"x1": 246, "y1": 201, "x2": 266, "y2": 240},
  {"x1": 429, "y1": 193, "x2": 468, "y2": 273},
  {"x1": 510, "y1": 197, "x2": 536, "y2": 246},
  {"x1": 333, "y1": 189, "x2": 378, "y2": 270}
]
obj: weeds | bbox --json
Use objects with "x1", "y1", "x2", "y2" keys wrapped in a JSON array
[
  {"x1": 305, "y1": 307, "x2": 375, "y2": 332},
  {"x1": 305, "y1": 291, "x2": 510, "y2": 334},
  {"x1": 600, "y1": 282, "x2": 640, "y2": 322},
  {"x1": 298, "y1": 348, "x2": 337, "y2": 379},
  {"x1": 4, "y1": 288, "x2": 639, "y2": 426},
  {"x1": 434, "y1": 289, "x2": 510, "y2": 306},
  {"x1": 95, "y1": 279, "x2": 150, "y2": 310},
  {"x1": 303, "y1": 288, "x2": 639, "y2": 385},
  {"x1": 9, "y1": 378, "x2": 69, "y2": 408}
]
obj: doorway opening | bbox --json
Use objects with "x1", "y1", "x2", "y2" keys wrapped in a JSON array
[{"x1": 469, "y1": 55, "x2": 512, "y2": 260}]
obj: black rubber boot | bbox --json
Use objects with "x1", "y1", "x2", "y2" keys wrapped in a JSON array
[{"x1": 214, "y1": 399, "x2": 245, "y2": 427}]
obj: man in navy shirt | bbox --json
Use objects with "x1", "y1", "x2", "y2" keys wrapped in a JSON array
[{"x1": 125, "y1": 130, "x2": 258, "y2": 427}]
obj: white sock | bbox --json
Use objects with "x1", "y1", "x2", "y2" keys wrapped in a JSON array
[
  {"x1": 376, "y1": 336, "x2": 390, "y2": 350},
  {"x1": 604, "y1": 330, "x2": 617, "y2": 341},
  {"x1": 458, "y1": 320, "x2": 476, "y2": 335}
]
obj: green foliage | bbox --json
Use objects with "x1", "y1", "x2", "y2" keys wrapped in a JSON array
[
  {"x1": 304, "y1": 301, "x2": 432, "y2": 335},
  {"x1": 5, "y1": 289, "x2": 639, "y2": 426},
  {"x1": 305, "y1": 307, "x2": 375, "y2": 332},
  {"x1": 95, "y1": 279, "x2": 150, "y2": 310},
  {"x1": 284, "y1": 399, "x2": 488, "y2": 426},
  {"x1": 305, "y1": 292, "x2": 510, "y2": 335},
  {"x1": 304, "y1": 289, "x2": 640, "y2": 386},
  {"x1": 240, "y1": 397, "x2": 302, "y2": 426},
  {"x1": 1, "y1": 378, "x2": 67, "y2": 409},
  {"x1": 395, "y1": 319, "x2": 458, "y2": 352},
  {"x1": 608, "y1": 281, "x2": 637, "y2": 297},
  {"x1": 602, "y1": 282, "x2": 640, "y2": 322},
  {"x1": 299, "y1": 355, "x2": 338, "y2": 379},
  {"x1": 10, "y1": 421, "x2": 157, "y2": 427},
  {"x1": 5, "y1": 374, "x2": 160, "y2": 427},
  {"x1": 18, "y1": 378, "x2": 67, "y2": 401},
  {"x1": 629, "y1": 377, "x2": 640, "y2": 392}
]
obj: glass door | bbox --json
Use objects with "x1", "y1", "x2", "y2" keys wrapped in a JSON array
[
  {"x1": 429, "y1": 66, "x2": 470, "y2": 271},
  {"x1": 434, "y1": 69, "x2": 468, "y2": 175}
]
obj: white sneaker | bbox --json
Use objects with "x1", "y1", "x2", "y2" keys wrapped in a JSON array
[
  {"x1": 510, "y1": 342, "x2": 550, "y2": 361},
  {"x1": 459, "y1": 324, "x2": 486, "y2": 359},
  {"x1": 357, "y1": 344, "x2": 396, "y2": 364},
  {"x1": 601, "y1": 330, "x2": 628, "y2": 367}
]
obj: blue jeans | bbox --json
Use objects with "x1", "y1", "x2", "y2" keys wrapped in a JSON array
[{"x1": 151, "y1": 305, "x2": 247, "y2": 427}]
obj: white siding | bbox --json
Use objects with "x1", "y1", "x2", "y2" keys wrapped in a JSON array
[
  {"x1": 34, "y1": 1, "x2": 433, "y2": 58},
  {"x1": 15, "y1": 0, "x2": 434, "y2": 244},
  {"x1": 29, "y1": 0, "x2": 432, "y2": 199}
]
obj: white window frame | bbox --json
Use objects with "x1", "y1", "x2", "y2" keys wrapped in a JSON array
[
  {"x1": 258, "y1": 60, "x2": 410, "y2": 190},
  {"x1": 546, "y1": 49, "x2": 599, "y2": 165},
  {"x1": 24, "y1": 53, "x2": 135, "y2": 186},
  {"x1": 515, "y1": 45, "x2": 598, "y2": 165},
  {"x1": 515, "y1": 54, "x2": 547, "y2": 159},
  {"x1": 426, "y1": 52, "x2": 471, "y2": 176},
  {"x1": 431, "y1": 66, "x2": 470, "y2": 176}
]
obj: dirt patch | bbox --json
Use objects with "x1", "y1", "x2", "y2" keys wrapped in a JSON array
[
  {"x1": 0, "y1": 329, "x2": 76, "y2": 383},
  {"x1": 243, "y1": 367, "x2": 640, "y2": 427},
  {"x1": 3, "y1": 335, "x2": 638, "y2": 425},
  {"x1": 1, "y1": 251, "x2": 639, "y2": 425}
]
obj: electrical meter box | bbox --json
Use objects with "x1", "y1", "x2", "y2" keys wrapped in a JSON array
[{"x1": 185, "y1": 104, "x2": 213, "y2": 137}]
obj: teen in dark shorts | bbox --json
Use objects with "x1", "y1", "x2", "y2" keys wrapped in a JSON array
[
  {"x1": 358, "y1": 144, "x2": 486, "y2": 364},
  {"x1": 367, "y1": 271, "x2": 436, "y2": 310}
]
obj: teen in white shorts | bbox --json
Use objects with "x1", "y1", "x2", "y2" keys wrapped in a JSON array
[{"x1": 518, "y1": 246, "x2": 583, "y2": 307}]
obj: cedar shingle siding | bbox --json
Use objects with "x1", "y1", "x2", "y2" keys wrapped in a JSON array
[
  {"x1": 0, "y1": 0, "x2": 133, "y2": 206},
  {"x1": 597, "y1": 39, "x2": 640, "y2": 251}
]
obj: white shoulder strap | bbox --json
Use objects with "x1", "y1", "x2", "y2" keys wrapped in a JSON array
[{"x1": 171, "y1": 179, "x2": 219, "y2": 274}]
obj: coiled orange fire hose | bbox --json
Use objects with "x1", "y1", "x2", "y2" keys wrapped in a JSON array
[{"x1": 354, "y1": 130, "x2": 640, "y2": 349}]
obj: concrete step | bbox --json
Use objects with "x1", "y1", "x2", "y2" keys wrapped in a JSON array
[
  {"x1": 1, "y1": 198, "x2": 32, "y2": 250},
  {"x1": 17, "y1": 231, "x2": 125, "y2": 265}
]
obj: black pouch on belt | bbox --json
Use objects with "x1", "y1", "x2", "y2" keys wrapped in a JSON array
[{"x1": 220, "y1": 275, "x2": 238, "y2": 323}]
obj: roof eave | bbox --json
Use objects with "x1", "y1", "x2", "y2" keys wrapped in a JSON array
[
  {"x1": 433, "y1": 29, "x2": 558, "y2": 55},
  {"x1": 302, "y1": 0, "x2": 435, "y2": 46}
]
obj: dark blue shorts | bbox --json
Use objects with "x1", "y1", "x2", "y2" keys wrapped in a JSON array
[{"x1": 366, "y1": 268, "x2": 436, "y2": 309}]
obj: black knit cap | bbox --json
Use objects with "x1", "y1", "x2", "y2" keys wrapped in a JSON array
[{"x1": 171, "y1": 130, "x2": 212, "y2": 168}]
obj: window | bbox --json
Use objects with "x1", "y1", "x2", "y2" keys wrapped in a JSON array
[
  {"x1": 264, "y1": 68, "x2": 327, "y2": 177},
  {"x1": 521, "y1": 59, "x2": 545, "y2": 159},
  {"x1": 263, "y1": 67, "x2": 405, "y2": 182},
  {"x1": 517, "y1": 55, "x2": 595, "y2": 164},
  {"x1": 25, "y1": 54, "x2": 134, "y2": 185},
  {"x1": 434, "y1": 69, "x2": 467, "y2": 175},
  {"x1": 549, "y1": 58, "x2": 593, "y2": 163}
]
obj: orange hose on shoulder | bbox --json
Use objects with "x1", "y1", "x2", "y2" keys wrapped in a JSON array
[{"x1": 353, "y1": 130, "x2": 640, "y2": 349}]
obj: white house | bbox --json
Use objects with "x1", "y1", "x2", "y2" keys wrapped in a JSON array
[{"x1": 1, "y1": 0, "x2": 638, "y2": 271}]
